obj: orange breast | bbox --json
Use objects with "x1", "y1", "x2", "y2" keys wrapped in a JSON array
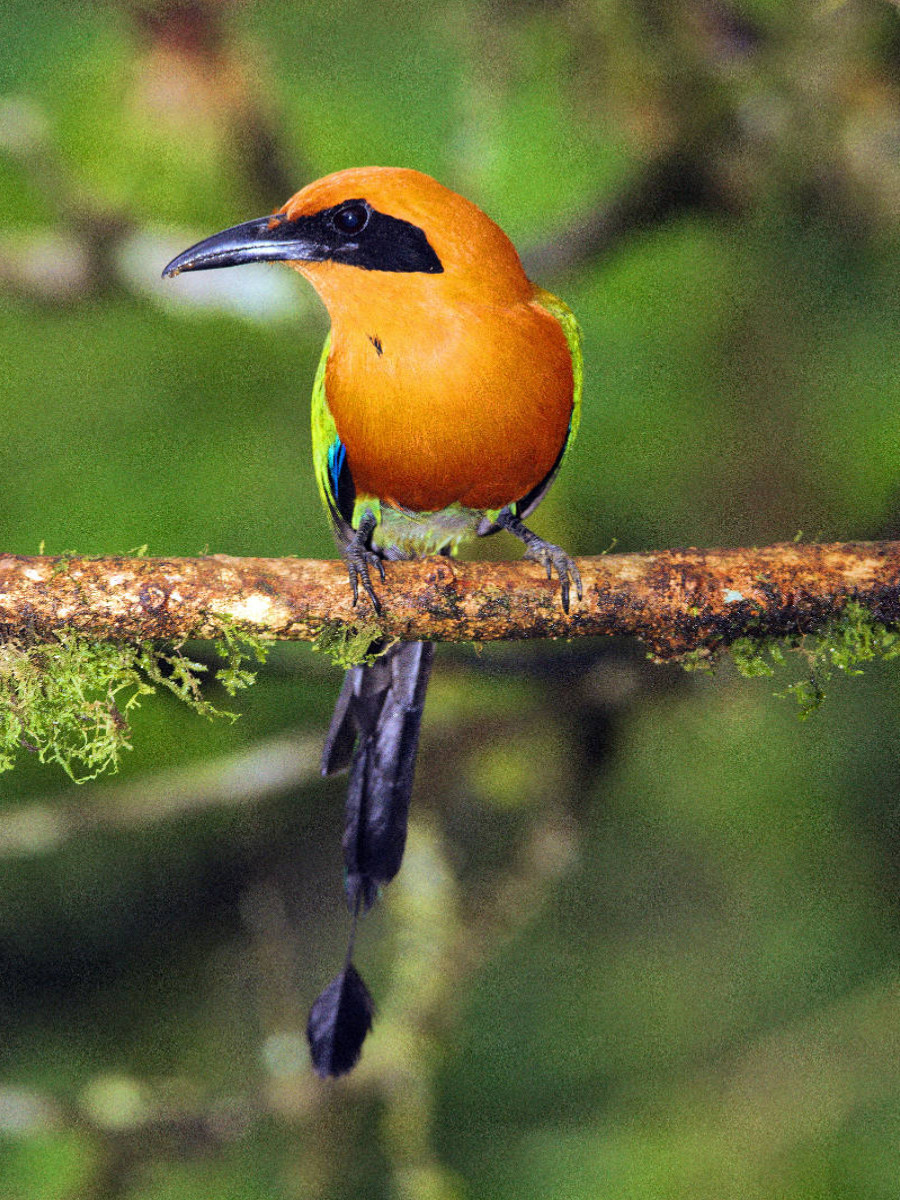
[{"x1": 322, "y1": 284, "x2": 574, "y2": 513}]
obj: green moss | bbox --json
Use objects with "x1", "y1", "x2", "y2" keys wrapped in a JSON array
[
  {"x1": 728, "y1": 601, "x2": 900, "y2": 717},
  {"x1": 730, "y1": 637, "x2": 787, "y2": 678},
  {"x1": 49, "y1": 551, "x2": 79, "y2": 578},
  {"x1": 311, "y1": 619, "x2": 392, "y2": 669},
  {"x1": 0, "y1": 627, "x2": 269, "y2": 784},
  {"x1": 212, "y1": 618, "x2": 270, "y2": 696},
  {"x1": 6, "y1": 599, "x2": 892, "y2": 783},
  {"x1": 678, "y1": 647, "x2": 715, "y2": 674}
]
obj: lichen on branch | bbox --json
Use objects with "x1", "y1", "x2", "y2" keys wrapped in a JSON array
[{"x1": 0, "y1": 542, "x2": 899, "y2": 779}]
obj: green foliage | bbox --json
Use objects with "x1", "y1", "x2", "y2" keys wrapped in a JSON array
[
  {"x1": 0, "y1": 629, "x2": 268, "y2": 784},
  {"x1": 0, "y1": 634, "x2": 148, "y2": 782},
  {"x1": 677, "y1": 647, "x2": 715, "y2": 674},
  {"x1": 0, "y1": 1129, "x2": 100, "y2": 1200},
  {"x1": 729, "y1": 636, "x2": 788, "y2": 679},
  {"x1": 311, "y1": 618, "x2": 392, "y2": 669},
  {"x1": 729, "y1": 602, "x2": 900, "y2": 717},
  {"x1": 212, "y1": 619, "x2": 271, "y2": 696}
]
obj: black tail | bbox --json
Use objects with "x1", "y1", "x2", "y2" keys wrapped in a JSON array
[
  {"x1": 307, "y1": 640, "x2": 433, "y2": 1077},
  {"x1": 321, "y1": 639, "x2": 434, "y2": 912}
]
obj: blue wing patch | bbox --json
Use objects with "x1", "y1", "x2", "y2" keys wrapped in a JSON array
[
  {"x1": 328, "y1": 438, "x2": 347, "y2": 498},
  {"x1": 327, "y1": 437, "x2": 356, "y2": 526}
]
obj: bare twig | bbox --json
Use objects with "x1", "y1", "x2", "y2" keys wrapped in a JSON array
[{"x1": 0, "y1": 543, "x2": 898, "y2": 657}]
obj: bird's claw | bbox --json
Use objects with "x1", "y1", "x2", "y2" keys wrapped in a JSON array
[
  {"x1": 524, "y1": 539, "x2": 583, "y2": 615},
  {"x1": 344, "y1": 528, "x2": 385, "y2": 614}
]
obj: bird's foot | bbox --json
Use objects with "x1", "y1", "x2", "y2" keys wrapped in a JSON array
[
  {"x1": 344, "y1": 509, "x2": 385, "y2": 613},
  {"x1": 523, "y1": 538, "x2": 582, "y2": 615},
  {"x1": 496, "y1": 508, "x2": 582, "y2": 615}
]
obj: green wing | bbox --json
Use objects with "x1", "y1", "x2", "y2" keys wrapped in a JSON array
[
  {"x1": 536, "y1": 286, "x2": 582, "y2": 461},
  {"x1": 310, "y1": 332, "x2": 339, "y2": 524},
  {"x1": 504, "y1": 287, "x2": 583, "y2": 524},
  {"x1": 312, "y1": 332, "x2": 387, "y2": 546}
]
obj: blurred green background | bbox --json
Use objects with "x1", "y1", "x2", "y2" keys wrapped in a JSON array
[{"x1": 2, "y1": 0, "x2": 900, "y2": 1196}]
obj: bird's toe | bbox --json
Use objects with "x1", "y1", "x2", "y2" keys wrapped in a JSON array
[
  {"x1": 524, "y1": 540, "x2": 581, "y2": 615},
  {"x1": 344, "y1": 542, "x2": 385, "y2": 614}
]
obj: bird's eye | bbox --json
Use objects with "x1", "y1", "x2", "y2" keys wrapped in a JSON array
[{"x1": 332, "y1": 204, "x2": 369, "y2": 236}]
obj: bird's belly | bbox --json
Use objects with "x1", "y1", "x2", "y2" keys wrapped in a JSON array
[
  {"x1": 372, "y1": 503, "x2": 483, "y2": 556},
  {"x1": 351, "y1": 414, "x2": 551, "y2": 512},
  {"x1": 325, "y1": 304, "x2": 574, "y2": 513}
]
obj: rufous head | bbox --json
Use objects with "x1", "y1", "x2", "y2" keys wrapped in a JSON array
[{"x1": 163, "y1": 166, "x2": 531, "y2": 307}]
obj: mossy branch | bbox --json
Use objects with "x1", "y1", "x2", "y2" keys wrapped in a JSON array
[
  {"x1": 0, "y1": 543, "x2": 898, "y2": 656},
  {"x1": 0, "y1": 543, "x2": 899, "y2": 781}
]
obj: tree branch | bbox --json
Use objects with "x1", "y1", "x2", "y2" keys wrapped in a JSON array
[{"x1": 1, "y1": 543, "x2": 899, "y2": 658}]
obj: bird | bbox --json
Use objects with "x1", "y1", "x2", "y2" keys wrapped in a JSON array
[{"x1": 163, "y1": 166, "x2": 582, "y2": 1076}]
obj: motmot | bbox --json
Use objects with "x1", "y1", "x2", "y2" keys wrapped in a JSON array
[{"x1": 164, "y1": 167, "x2": 582, "y2": 1075}]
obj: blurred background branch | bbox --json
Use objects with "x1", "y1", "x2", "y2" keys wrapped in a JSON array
[{"x1": 0, "y1": 731, "x2": 321, "y2": 858}]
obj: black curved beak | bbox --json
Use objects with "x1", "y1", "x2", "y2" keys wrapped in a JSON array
[{"x1": 162, "y1": 214, "x2": 322, "y2": 278}]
